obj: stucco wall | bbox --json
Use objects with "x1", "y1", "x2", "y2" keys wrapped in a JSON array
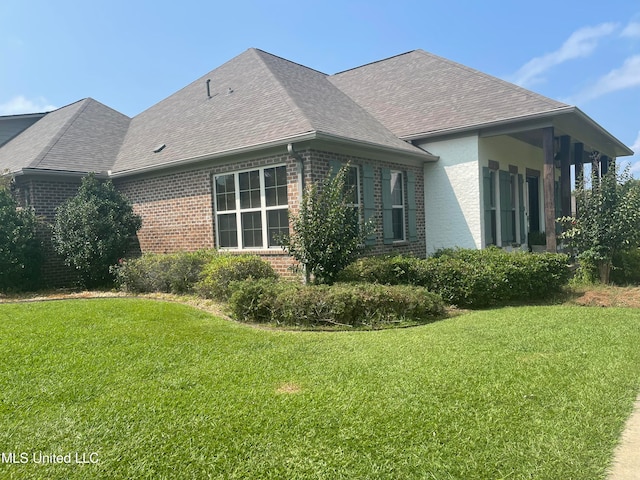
[{"x1": 418, "y1": 135, "x2": 481, "y2": 254}]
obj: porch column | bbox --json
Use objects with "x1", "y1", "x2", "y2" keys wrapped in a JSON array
[
  {"x1": 601, "y1": 155, "x2": 610, "y2": 175},
  {"x1": 574, "y1": 142, "x2": 584, "y2": 217},
  {"x1": 591, "y1": 152, "x2": 601, "y2": 185},
  {"x1": 559, "y1": 135, "x2": 571, "y2": 217},
  {"x1": 542, "y1": 127, "x2": 557, "y2": 252}
]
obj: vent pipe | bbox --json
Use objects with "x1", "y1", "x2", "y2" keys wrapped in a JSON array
[{"x1": 206, "y1": 79, "x2": 212, "y2": 99}]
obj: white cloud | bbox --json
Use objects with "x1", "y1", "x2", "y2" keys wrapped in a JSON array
[
  {"x1": 569, "y1": 55, "x2": 640, "y2": 103},
  {"x1": 0, "y1": 95, "x2": 57, "y2": 115},
  {"x1": 621, "y1": 22, "x2": 640, "y2": 38},
  {"x1": 512, "y1": 22, "x2": 618, "y2": 87}
]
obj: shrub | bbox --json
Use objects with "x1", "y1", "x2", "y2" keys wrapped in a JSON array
[
  {"x1": 611, "y1": 248, "x2": 640, "y2": 285},
  {"x1": 53, "y1": 174, "x2": 141, "y2": 288},
  {"x1": 228, "y1": 280, "x2": 445, "y2": 328},
  {"x1": 340, "y1": 248, "x2": 570, "y2": 308},
  {"x1": 337, "y1": 255, "x2": 422, "y2": 285},
  {"x1": 195, "y1": 254, "x2": 278, "y2": 300},
  {"x1": 112, "y1": 250, "x2": 217, "y2": 293},
  {"x1": 0, "y1": 185, "x2": 42, "y2": 292}
]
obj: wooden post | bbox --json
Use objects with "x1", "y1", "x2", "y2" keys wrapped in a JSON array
[
  {"x1": 543, "y1": 127, "x2": 557, "y2": 252},
  {"x1": 574, "y1": 143, "x2": 584, "y2": 218},
  {"x1": 559, "y1": 136, "x2": 571, "y2": 217}
]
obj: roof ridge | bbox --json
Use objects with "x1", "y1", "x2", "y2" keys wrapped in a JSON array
[
  {"x1": 251, "y1": 49, "x2": 316, "y2": 133},
  {"x1": 31, "y1": 98, "x2": 92, "y2": 168},
  {"x1": 413, "y1": 49, "x2": 570, "y2": 110},
  {"x1": 252, "y1": 48, "x2": 328, "y2": 75},
  {"x1": 332, "y1": 50, "x2": 419, "y2": 76}
]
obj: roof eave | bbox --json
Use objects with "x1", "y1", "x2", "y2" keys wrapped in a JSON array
[{"x1": 110, "y1": 131, "x2": 437, "y2": 178}]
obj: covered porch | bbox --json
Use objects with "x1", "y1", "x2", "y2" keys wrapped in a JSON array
[{"x1": 479, "y1": 106, "x2": 634, "y2": 252}]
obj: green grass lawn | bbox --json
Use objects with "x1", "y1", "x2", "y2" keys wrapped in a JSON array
[{"x1": 1, "y1": 299, "x2": 640, "y2": 479}]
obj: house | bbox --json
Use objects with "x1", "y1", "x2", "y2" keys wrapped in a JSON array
[{"x1": 0, "y1": 48, "x2": 633, "y2": 286}]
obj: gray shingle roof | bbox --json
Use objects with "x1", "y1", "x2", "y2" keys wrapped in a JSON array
[
  {"x1": 113, "y1": 48, "x2": 424, "y2": 174},
  {"x1": 0, "y1": 98, "x2": 130, "y2": 174},
  {"x1": 329, "y1": 49, "x2": 570, "y2": 139}
]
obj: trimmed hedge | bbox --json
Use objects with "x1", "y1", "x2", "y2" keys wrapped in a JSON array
[
  {"x1": 112, "y1": 250, "x2": 217, "y2": 294},
  {"x1": 195, "y1": 254, "x2": 278, "y2": 300},
  {"x1": 228, "y1": 279, "x2": 445, "y2": 327},
  {"x1": 339, "y1": 249, "x2": 570, "y2": 308}
]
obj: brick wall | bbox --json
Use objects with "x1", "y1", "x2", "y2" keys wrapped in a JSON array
[{"x1": 13, "y1": 177, "x2": 81, "y2": 287}]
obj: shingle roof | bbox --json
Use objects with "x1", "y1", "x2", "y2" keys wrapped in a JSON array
[
  {"x1": 0, "y1": 98, "x2": 129, "y2": 174},
  {"x1": 329, "y1": 49, "x2": 570, "y2": 139},
  {"x1": 113, "y1": 48, "x2": 425, "y2": 174}
]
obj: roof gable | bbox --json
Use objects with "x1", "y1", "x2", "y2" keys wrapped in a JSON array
[
  {"x1": 0, "y1": 98, "x2": 130, "y2": 174},
  {"x1": 329, "y1": 50, "x2": 570, "y2": 138}
]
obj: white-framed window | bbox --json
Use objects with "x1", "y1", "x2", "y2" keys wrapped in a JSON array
[
  {"x1": 213, "y1": 165, "x2": 289, "y2": 249},
  {"x1": 345, "y1": 165, "x2": 360, "y2": 211},
  {"x1": 390, "y1": 170, "x2": 405, "y2": 241}
]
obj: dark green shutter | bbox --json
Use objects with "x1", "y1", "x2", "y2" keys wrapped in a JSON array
[
  {"x1": 362, "y1": 164, "x2": 376, "y2": 246},
  {"x1": 381, "y1": 168, "x2": 393, "y2": 245},
  {"x1": 499, "y1": 170, "x2": 512, "y2": 244},
  {"x1": 518, "y1": 174, "x2": 525, "y2": 244},
  {"x1": 406, "y1": 171, "x2": 417, "y2": 242},
  {"x1": 482, "y1": 167, "x2": 494, "y2": 246},
  {"x1": 329, "y1": 159, "x2": 342, "y2": 178},
  {"x1": 554, "y1": 180, "x2": 562, "y2": 234}
]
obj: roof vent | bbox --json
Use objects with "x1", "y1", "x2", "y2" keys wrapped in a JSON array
[
  {"x1": 153, "y1": 143, "x2": 166, "y2": 153},
  {"x1": 227, "y1": 87, "x2": 234, "y2": 95},
  {"x1": 206, "y1": 79, "x2": 212, "y2": 99}
]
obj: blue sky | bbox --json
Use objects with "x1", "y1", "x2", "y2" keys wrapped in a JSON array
[{"x1": 1, "y1": 0, "x2": 639, "y2": 170}]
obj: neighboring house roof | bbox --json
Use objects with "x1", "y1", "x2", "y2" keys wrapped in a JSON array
[
  {"x1": 0, "y1": 98, "x2": 130, "y2": 175},
  {"x1": 329, "y1": 49, "x2": 570, "y2": 139},
  {"x1": 112, "y1": 48, "x2": 427, "y2": 175},
  {"x1": 0, "y1": 112, "x2": 47, "y2": 148}
]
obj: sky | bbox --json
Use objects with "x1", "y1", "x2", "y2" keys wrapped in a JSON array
[{"x1": 1, "y1": 0, "x2": 639, "y2": 171}]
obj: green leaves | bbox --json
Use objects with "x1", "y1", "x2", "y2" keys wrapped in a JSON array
[
  {"x1": 53, "y1": 174, "x2": 141, "y2": 288},
  {"x1": 280, "y1": 164, "x2": 374, "y2": 284}
]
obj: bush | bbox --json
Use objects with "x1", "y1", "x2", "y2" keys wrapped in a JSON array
[
  {"x1": 340, "y1": 248, "x2": 570, "y2": 308},
  {"x1": 195, "y1": 254, "x2": 278, "y2": 300},
  {"x1": 0, "y1": 185, "x2": 42, "y2": 292},
  {"x1": 337, "y1": 255, "x2": 422, "y2": 285},
  {"x1": 112, "y1": 250, "x2": 217, "y2": 293},
  {"x1": 611, "y1": 248, "x2": 640, "y2": 285},
  {"x1": 53, "y1": 174, "x2": 141, "y2": 288},
  {"x1": 228, "y1": 280, "x2": 445, "y2": 328}
]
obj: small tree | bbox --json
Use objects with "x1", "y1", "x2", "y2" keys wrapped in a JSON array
[
  {"x1": 53, "y1": 174, "x2": 142, "y2": 288},
  {"x1": 559, "y1": 163, "x2": 640, "y2": 283},
  {"x1": 280, "y1": 165, "x2": 374, "y2": 284},
  {"x1": 0, "y1": 176, "x2": 42, "y2": 292}
]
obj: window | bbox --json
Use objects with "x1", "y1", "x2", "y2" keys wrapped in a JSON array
[
  {"x1": 390, "y1": 171, "x2": 405, "y2": 241},
  {"x1": 510, "y1": 173, "x2": 517, "y2": 242},
  {"x1": 213, "y1": 165, "x2": 288, "y2": 249}
]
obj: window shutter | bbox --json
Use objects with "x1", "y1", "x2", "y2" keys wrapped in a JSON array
[
  {"x1": 554, "y1": 180, "x2": 562, "y2": 234},
  {"x1": 381, "y1": 168, "x2": 393, "y2": 245},
  {"x1": 406, "y1": 171, "x2": 417, "y2": 242},
  {"x1": 329, "y1": 159, "x2": 342, "y2": 178},
  {"x1": 499, "y1": 170, "x2": 512, "y2": 243},
  {"x1": 482, "y1": 167, "x2": 493, "y2": 246},
  {"x1": 518, "y1": 174, "x2": 525, "y2": 244},
  {"x1": 362, "y1": 164, "x2": 376, "y2": 246}
]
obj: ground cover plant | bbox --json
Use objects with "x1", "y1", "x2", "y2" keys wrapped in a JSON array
[{"x1": 1, "y1": 298, "x2": 639, "y2": 479}]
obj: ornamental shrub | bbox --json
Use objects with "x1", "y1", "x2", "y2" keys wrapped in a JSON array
[
  {"x1": 228, "y1": 280, "x2": 445, "y2": 328},
  {"x1": 195, "y1": 254, "x2": 278, "y2": 300},
  {"x1": 0, "y1": 183, "x2": 43, "y2": 292},
  {"x1": 112, "y1": 250, "x2": 217, "y2": 293},
  {"x1": 611, "y1": 248, "x2": 640, "y2": 285},
  {"x1": 53, "y1": 174, "x2": 141, "y2": 288},
  {"x1": 337, "y1": 255, "x2": 422, "y2": 285}
]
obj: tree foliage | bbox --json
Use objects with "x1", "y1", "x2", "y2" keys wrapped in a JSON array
[
  {"x1": 0, "y1": 176, "x2": 42, "y2": 292},
  {"x1": 559, "y1": 163, "x2": 640, "y2": 283},
  {"x1": 280, "y1": 164, "x2": 374, "y2": 284},
  {"x1": 53, "y1": 174, "x2": 142, "y2": 288}
]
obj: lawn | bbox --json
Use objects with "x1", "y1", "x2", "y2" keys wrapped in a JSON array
[{"x1": 1, "y1": 298, "x2": 639, "y2": 479}]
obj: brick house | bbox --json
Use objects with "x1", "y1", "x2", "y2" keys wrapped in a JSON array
[{"x1": 0, "y1": 48, "x2": 633, "y2": 285}]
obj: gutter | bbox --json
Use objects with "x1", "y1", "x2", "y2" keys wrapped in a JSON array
[
  {"x1": 109, "y1": 130, "x2": 437, "y2": 178},
  {"x1": 287, "y1": 143, "x2": 305, "y2": 200}
]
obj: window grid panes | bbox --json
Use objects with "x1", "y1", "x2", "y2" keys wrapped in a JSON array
[{"x1": 213, "y1": 165, "x2": 288, "y2": 250}]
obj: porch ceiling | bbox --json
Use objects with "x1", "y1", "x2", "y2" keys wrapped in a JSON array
[{"x1": 479, "y1": 107, "x2": 633, "y2": 160}]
